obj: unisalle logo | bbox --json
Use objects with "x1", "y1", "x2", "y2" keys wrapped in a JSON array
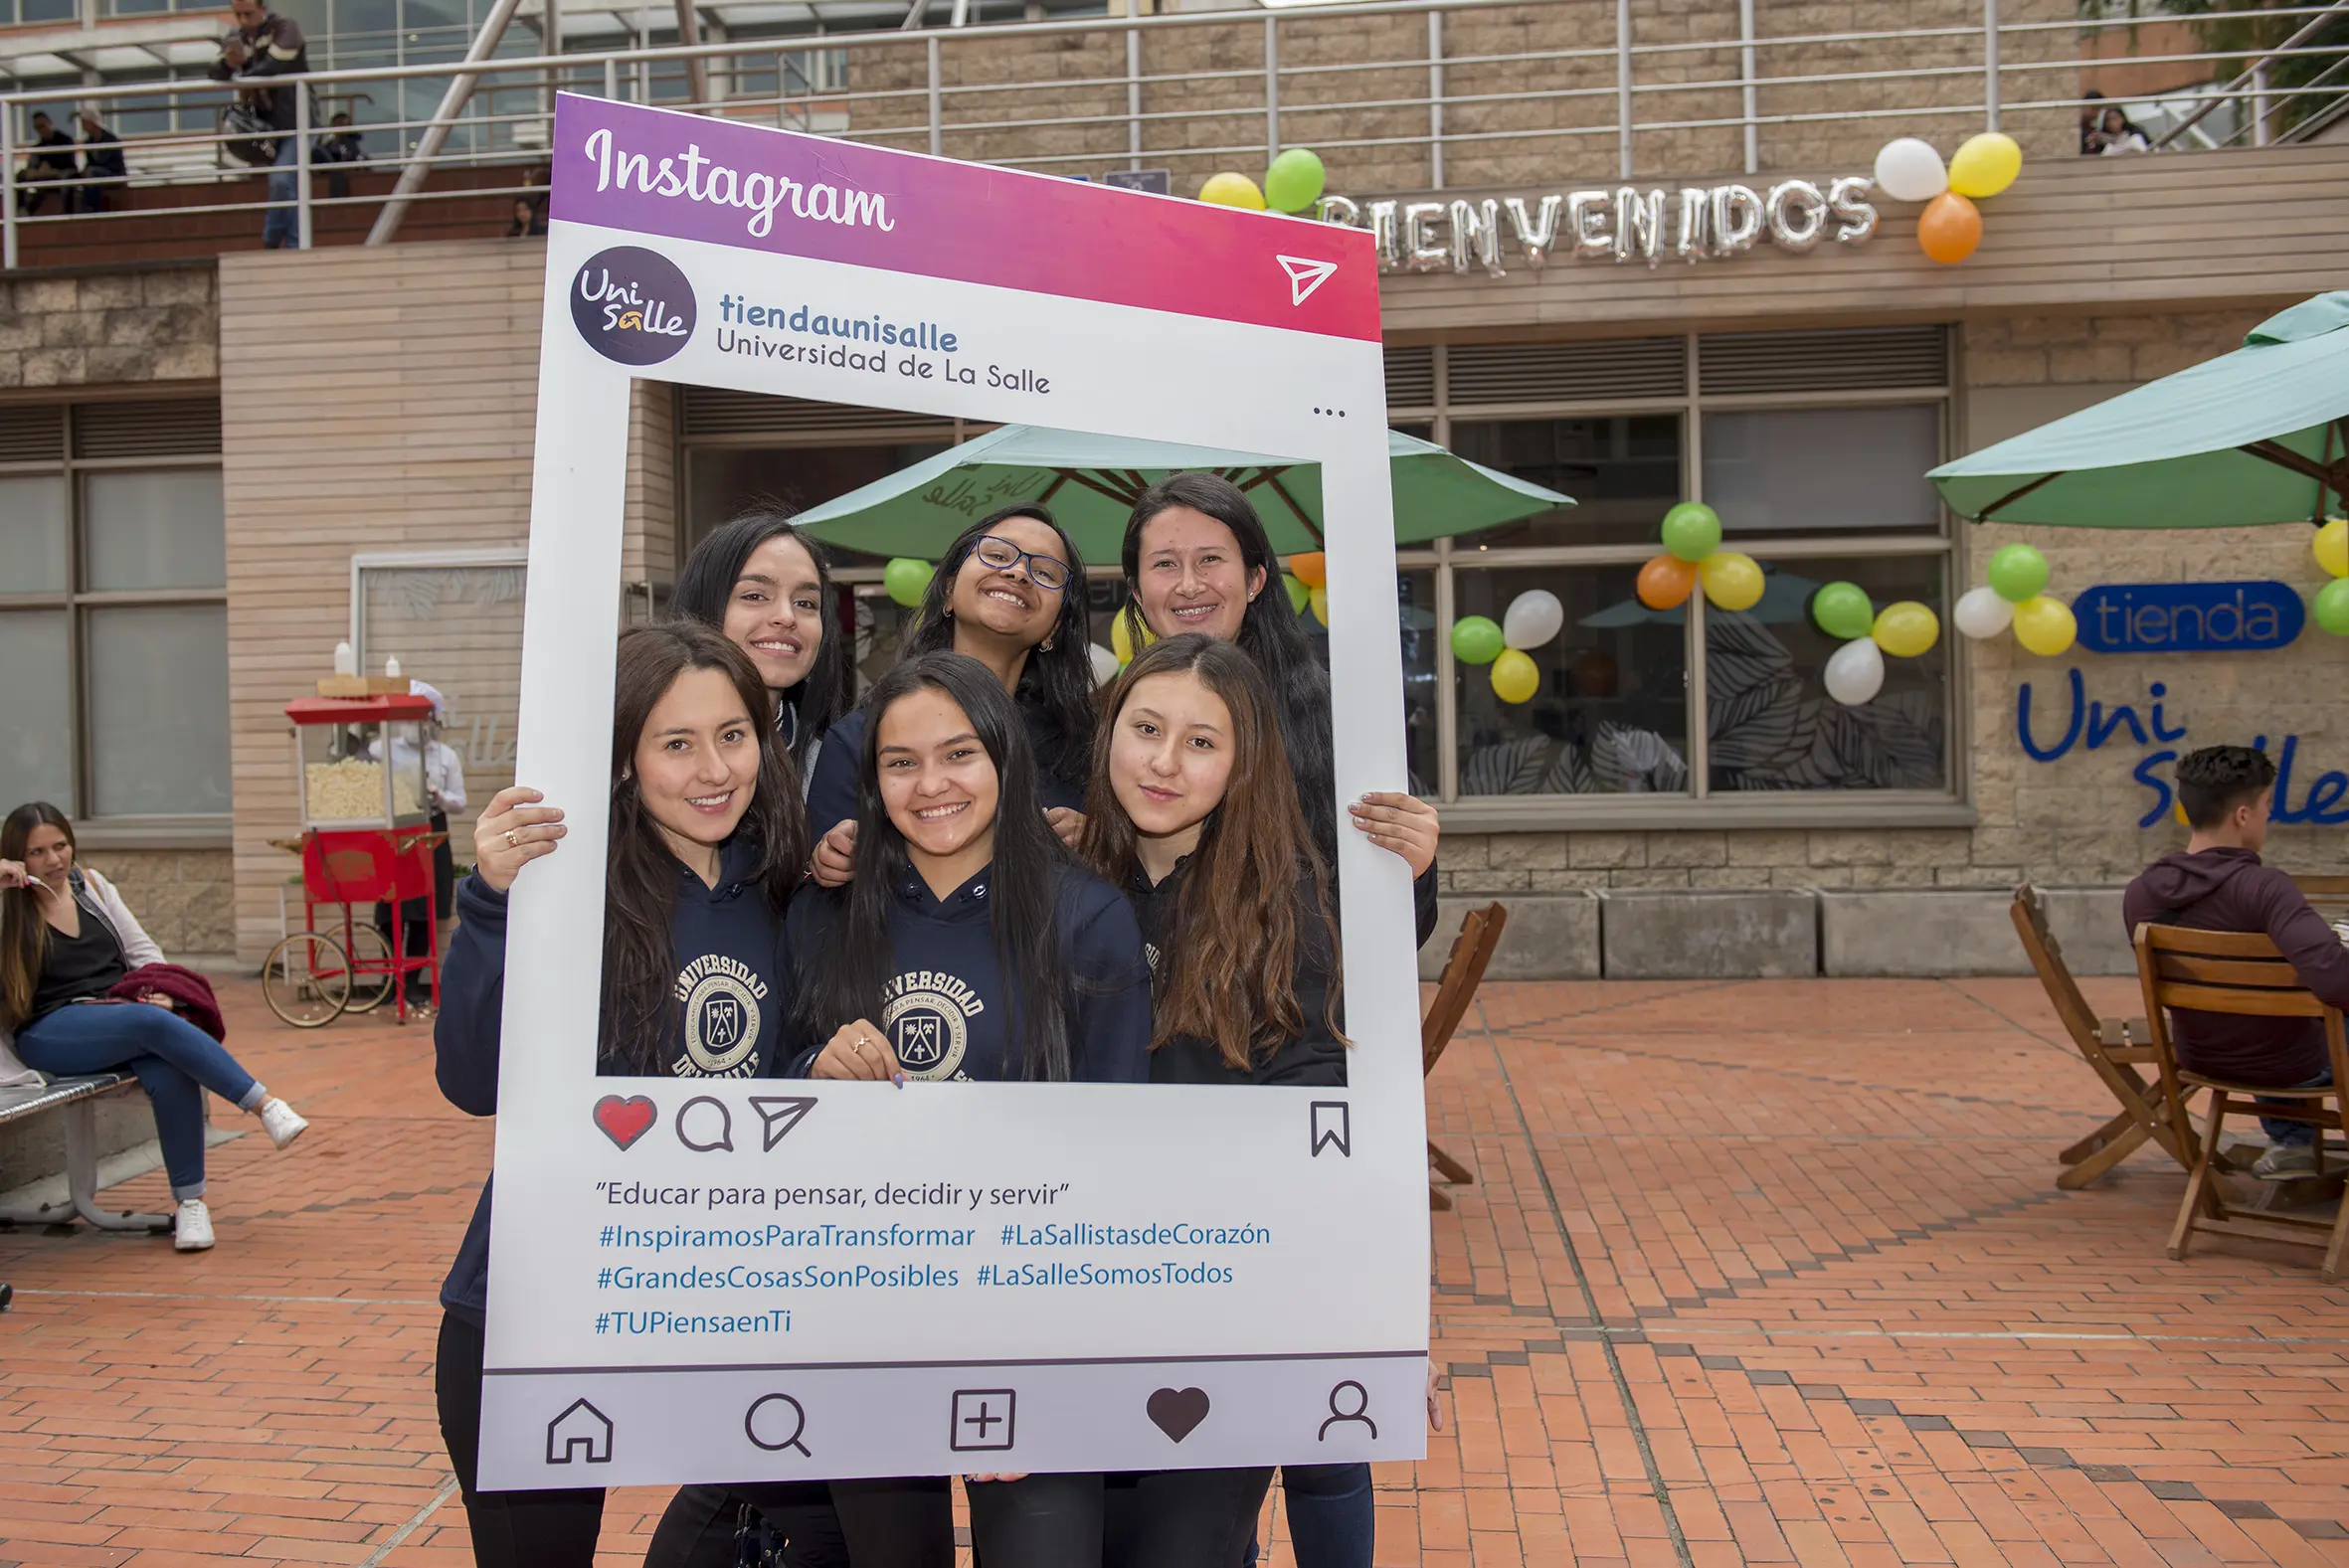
[{"x1": 572, "y1": 246, "x2": 696, "y2": 366}]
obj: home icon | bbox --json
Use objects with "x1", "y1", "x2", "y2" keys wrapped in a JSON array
[{"x1": 546, "y1": 1398, "x2": 615, "y2": 1465}]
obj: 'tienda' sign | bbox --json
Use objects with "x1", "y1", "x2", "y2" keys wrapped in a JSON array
[
  {"x1": 1321, "y1": 177, "x2": 1878, "y2": 275},
  {"x1": 2072, "y1": 581, "x2": 2305, "y2": 655}
]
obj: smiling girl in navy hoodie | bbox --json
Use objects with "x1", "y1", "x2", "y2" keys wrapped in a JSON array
[
  {"x1": 432, "y1": 622, "x2": 813, "y2": 1568},
  {"x1": 786, "y1": 649, "x2": 1151, "y2": 1567}
]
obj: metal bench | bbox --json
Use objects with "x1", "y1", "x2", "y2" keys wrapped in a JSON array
[{"x1": 0, "y1": 1074, "x2": 174, "y2": 1234}]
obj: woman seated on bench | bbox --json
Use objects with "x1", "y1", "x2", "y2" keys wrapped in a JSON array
[{"x1": 0, "y1": 802, "x2": 308, "y2": 1252}]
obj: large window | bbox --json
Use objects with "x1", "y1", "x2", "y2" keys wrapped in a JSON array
[
  {"x1": 1397, "y1": 327, "x2": 1955, "y2": 809},
  {"x1": 0, "y1": 400, "x2": 230, "y2": 824}
]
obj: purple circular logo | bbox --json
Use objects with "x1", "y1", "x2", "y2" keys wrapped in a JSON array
[{"x1": 571, "y1": 246, "x2": 696, "y2": 366}]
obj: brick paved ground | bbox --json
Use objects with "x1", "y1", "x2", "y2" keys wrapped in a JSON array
[{"x1": 4, "y1": 973, "x2": 2347, "y2": 1566}]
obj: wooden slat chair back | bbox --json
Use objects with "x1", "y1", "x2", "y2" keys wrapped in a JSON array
[
  {"x1": 2292, "y1": 874, "x2": 2349, "y2": 923},
  {"x1": 1423, "y1": 903, "x2": 1508, "y2": 1212},
  {"x1": 2010, "y1": 884, "x2": 2200, "y2": 1187},
  {"x1": 2134, "y1": 923, "x2": 2349, "y2": 1280}
]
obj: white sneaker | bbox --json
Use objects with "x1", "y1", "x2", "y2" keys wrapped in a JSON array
[
  {"x1": 258, "y1": 1098, "x2": 307, "y2": 1150},
  {"x1": 173, "y1": 1198, "x2": 215, "y2": 1252}
]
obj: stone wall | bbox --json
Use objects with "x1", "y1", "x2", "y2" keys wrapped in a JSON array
[
  {"x1": 1441, "y1": 302, "x2": 2349, "y2": 900},
  {"x1": 0, "y1": 261, "x2": 233, "y2": 957},
  {"x1": 0, "y1": 264, "x2": 218, "y2": 388}
]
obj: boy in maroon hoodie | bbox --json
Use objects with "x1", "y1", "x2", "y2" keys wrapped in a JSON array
[{"x1": 2122, "y1": 745, "x2": 2349, "y2": 1179}]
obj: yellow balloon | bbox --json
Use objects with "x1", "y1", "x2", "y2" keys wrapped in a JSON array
[
  {"x1": 1870, "y1": 600, "x2": 1940, "y2": 659},
  {"x1": 1699, "y1": 551, "x2": 1764, "y2": 612},
  {"x1": 1110, "y1": 609, "x2": 1156, "y2": 665},
  {"x1": 1947, "y1": 131, "x2": 2022, "y2": 199},
  {"x1": 1490, "y1": 648, "x2": 1539, "y2": 705},
  {"x1": 2317, "y1": 516, "x2": 2349, "y2": 579},
  {"x1": 1308, "y1": 585, "x2": 1330, "y2": 626},
  {"x1": 1198, "y1": 172, "x2": 1267, "y2": 211},
  {"x1": 2011, "y1": 595, "x2": 2077, "y2": 656}
]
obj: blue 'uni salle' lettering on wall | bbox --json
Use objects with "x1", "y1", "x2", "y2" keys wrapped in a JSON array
[
  {"x1": 2072, "y1": 581, "x2": 2304, "y2": 654},
  {"x1": 2018, "y1": 668, "x2": 2349, "y2": 827}
]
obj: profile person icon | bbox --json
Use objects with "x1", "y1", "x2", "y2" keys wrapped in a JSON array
[{"x1": 1318, "y1": 1379, "x2": 1377, "y2": 1441}]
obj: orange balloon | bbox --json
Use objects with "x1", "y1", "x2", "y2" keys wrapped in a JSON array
[
  {"x1": 1636, "y1": 554, "x2": 1699, "y2": 610},
  {"x1": 1917, "y1": 191, "x2": 1982, "y2": 264},
  {"x1": 1288, "y1": 552, "x2": 1328, "y2": 589}
]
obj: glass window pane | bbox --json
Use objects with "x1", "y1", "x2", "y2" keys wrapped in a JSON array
[
  {"x1": 1399, "y1": 570, "x2": 1437, "y2": 795},
  {"x1": 0, "y1": 612, "x2": 74, "y2": 811},
  {"x1": 1702, "y1": 406, "x2": 1942, "y2": 534},
  {"x1": 0, "y1": 476, "x2": 69, "y2": 594},
  {"x1": 1454, "y1": 564, "x2": 1690, "y2": 797},
  {"x1": 359, "y1": 562, "x2": 528, "y2": 853},
  {"x1": 687, "y1": 443, "x2": 951, "y2": 565},
  {"x1": 1705, "y1": 556, "x2": 1949, "y2": 793},
  {"x1": 83, "y1": 468, "x2": 227, "y2": 591},
  {"x1": 87, "y1": 605, "x2": 232, "y2": 814},
  {"x1": 1446, "y1": 416, "x2": 1682, "y2": 548}
]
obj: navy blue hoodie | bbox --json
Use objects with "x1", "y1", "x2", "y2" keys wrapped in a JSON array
[
  {"x1": 436, "y1": 835, "x2": 791, "y2": 1323},
  {"x1": 1125, "y1": 859, "x2": 1347, "y2": 1088},
  {"x1": 784, "y1": 862, "x2": 1151, "y2": 1084},
  {"x1": 807, "y1": 697, "x2": 1086, "y2": 833}
]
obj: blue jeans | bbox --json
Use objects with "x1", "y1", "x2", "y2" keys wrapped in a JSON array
[
  {"x1": 1281, "y1": 1464, "x2": 1372, "y2": 1568},
  {"x1": 2260, "y1": 1068, "x2": 2334, "y2": 1148},
  {"x1": 264, "y1": 133, "x2": 299, "y2": 249},
  {"x1": 16, "y1": 1001, "x2": 261, "y2": 1199}
]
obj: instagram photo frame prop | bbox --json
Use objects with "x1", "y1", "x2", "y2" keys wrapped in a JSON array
[{"x1": 480, "y1": 93, "x2": 1422, "y2": 1487}]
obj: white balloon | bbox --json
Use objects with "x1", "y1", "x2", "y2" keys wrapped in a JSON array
[
  {"x1": 1502, "y1": 590, "x2": 1566, "y2": 650},
  {"x1": 1089, "y1": 643, "x2": 1121, "y2": 688},
  {"x1": 1823, "y1": 636, "x2": 1887, "y2": 706},
  {"x1": 1952, "y1": 585, "x2": 2016, "y2": 640},
  {"x1": 1872, "y1": 137, "x2": 1949, "y2": 203}
]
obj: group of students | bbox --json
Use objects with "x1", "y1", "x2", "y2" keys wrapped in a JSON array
[{"x1": 432, "y1": 470, "x2": 1443, "y2": 1567}]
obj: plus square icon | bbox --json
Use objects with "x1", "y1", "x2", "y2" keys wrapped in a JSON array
[{"x1": 950, "y1": 1389, "x2": 1017, "y2": 1452}]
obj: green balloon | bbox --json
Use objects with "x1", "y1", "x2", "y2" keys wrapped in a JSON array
[
  {"x1": 883, "y1": 557, "x2": 932, "y2": 609},
  {"x1": 1660, "y1": 502, "x2": 1722, "y2": 563},
  {"x1": 1284, "y1": 573, "x2": 1309, "y2": 612},
  {"x1": 1263, "y1": 147, "x2": 1327, "y2": 215},
  {"x1": 1450, "y1": 614, "x2": 1505, "y2": 666},
  {"x1": 2317, "y1": 577, "x2": 2349, "y2": 636},
  {"x1": 1986, "y1": 543, "x2": 2050, "y2": 604},
  {"x1": 1810, "y1": 581, "x2": 1875, "y2": 641}
]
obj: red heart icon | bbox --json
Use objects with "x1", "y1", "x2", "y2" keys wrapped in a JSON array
[{"x1": 594, "y1": 1095, "x2": 657, "y2": 1150}]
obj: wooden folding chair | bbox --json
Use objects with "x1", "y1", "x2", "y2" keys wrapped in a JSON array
[
  {"x1": 2135, "y1": 924, "x2": 2349, "y2": 1281},
  {"x1": 2292, "y1": 874, "x2": 2349, "y2": 923},
  {"x1": 1423, "y1": 902, "x2": 1508, "y2": 1212},
  {"x1": 2010, "y1": 884, "x2": 2207, "y2": 1187}
]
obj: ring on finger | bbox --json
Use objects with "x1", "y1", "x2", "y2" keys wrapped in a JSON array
[{"x1": 504, "y1": 828, "x2": 521, "y2": 849}]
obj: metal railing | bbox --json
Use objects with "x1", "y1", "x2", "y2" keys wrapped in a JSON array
[{"x1": 7, "y1": 0, "x2": 2349, "y2": 269}]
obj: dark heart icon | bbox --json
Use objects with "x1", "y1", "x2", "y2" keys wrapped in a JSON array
[
  {"x1": 594, "y1": 1095, "x2": 657, "y2": 1150},
  {"x1": 1146, "y1": 1387, "x2": 1210, "y2": 1443}
]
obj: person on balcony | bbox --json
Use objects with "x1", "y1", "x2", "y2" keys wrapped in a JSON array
[
  {"x1": 2089, "y1": 104, "x2": 2150, "y2": 155},
  {"x1": 75, "y1": 110, "x2": 126, "y2": 213},
  {"x1": 210, "y1": 0, "x2": 310, "y2": 249},
  {"x1": 14, "y1": 112, "x2": 80, "y2": 217},
  {"x1": 315, "y1": 110, "x2": 364, "y2": 202}
]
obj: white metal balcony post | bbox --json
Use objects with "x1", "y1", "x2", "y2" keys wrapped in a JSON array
[
  {"x1": 1738, "y1": 0, "x2": 1756, "y2": 173},
  {"x1": 295, "y1": 84, "x2": 314, "y2": 249},
  {"x1": 1427, "y1": 9, "x2": 1443, "y2": 190},
  {"x1": 2, "y1": 107, "x2": 17, "y2": 271},
  {"x1": 1263, "y1": 15, "x2": 1279, "y2": 161},
  {"x1": 1982, "y1": 0, "x2": 1999, "y2": 130},
  {"x1": 1615, "y1": 0, "x2": 1632, "y2": 178},
  {"x1": 2253, "y1": 65, "x2": 2273, "y2": 145},
  {"x1": 926, "y1": 35, "x2": 942, "y2": 155},
  {"x1": 1125, "y1": 22, "x2": 1141, "y2": 171},
  {"x1": 605, "y1": 55, "x2": 620, "y2": 99}
]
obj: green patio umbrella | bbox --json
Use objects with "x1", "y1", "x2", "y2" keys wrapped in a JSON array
[
  {"x1": 790, "y1": 424, "x2": 1572, "y2": 562},
  {"x1": 1930, "y1": 292, "x2": 2349, "y2": 529}
]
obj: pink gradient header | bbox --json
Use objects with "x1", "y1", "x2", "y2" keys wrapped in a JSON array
[{"x1": 549, "y1": 94, "x2": 1381, "y2": 343}]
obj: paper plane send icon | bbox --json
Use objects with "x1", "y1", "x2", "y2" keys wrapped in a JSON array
[{"x1": 1277, "y1": 256, "x2": 1338, "y2": 306}]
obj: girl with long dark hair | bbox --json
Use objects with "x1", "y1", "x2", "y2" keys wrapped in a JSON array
[
  {"x1": 808, "y1": 504, "x2": 1096, "y2": 879},
  {"x1": 1117, "y1": 472, "x2": 1441, "y2": 949},
  {"x1": 787, "y1": 649, "x2": 1151, "y2": 1566},
  {"x1": 0, "y1": 802, "x2": 306, "y2": 1254},
  {"x1": 431, "y1": 622, "x2": 819, "y2": 1568},
  {"x1": 668, "y1": 505, "x2": 851, "y2": 783}
]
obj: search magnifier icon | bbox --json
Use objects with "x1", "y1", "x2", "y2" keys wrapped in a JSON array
[{"x1": 745, "y1": 1392, "x2": 813, "y2": 1456}]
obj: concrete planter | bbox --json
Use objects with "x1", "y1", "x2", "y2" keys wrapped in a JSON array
[
  {"x1": 1598, "y1": 888, "x2": 1818, "y2": 979},
  {"x1": 1819, "y1": 889, "x2": 2031, "y2": 977},
  {"x1": 1418, "y1": 891, "x2": 1600, "y2": 982}
]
